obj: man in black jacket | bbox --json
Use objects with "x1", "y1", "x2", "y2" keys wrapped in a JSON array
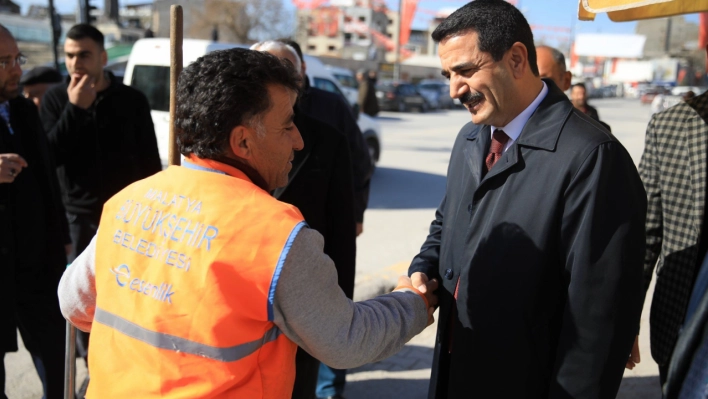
[
  {"x1": 278, "y1": 39, "x2": 372, "y2": 238},
  {"x1": 252, "y1": 40, "x2": 357, "y2": 399},
  {"x1": 39, "y1": 23, "x2": 161, "y2": 393},
  {"x1": 40, "y1": 23, "x2": 161, "y2": 262},
  {"x1": 0, "y1": 25, "x2": 69, "y2": 399}
]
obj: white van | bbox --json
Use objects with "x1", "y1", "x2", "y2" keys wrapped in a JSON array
[
  {"x1": 124, "y1": 38, "x2": 381, "y2": 167},
  {"x1": 324, "y1": 65, "x2": 358, "y2": 107}
]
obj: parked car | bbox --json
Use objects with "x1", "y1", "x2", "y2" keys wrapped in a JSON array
[
  {"x1": 375, "y1": 81, "x2": 429, "y2": 112},
  {"x1": 123, "y1": 38, "x2": 382, "y2": 166},
  {"x1": 325, "y1": 65, "x2": 359, "y2": 107},
  {"x1": 417, "y1": 80, "x2": 455, "y2": 109}
]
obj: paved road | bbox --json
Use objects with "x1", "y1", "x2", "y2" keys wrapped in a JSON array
[{"x1": 5, "y1": 98, "x2": 660, "y2": 399}]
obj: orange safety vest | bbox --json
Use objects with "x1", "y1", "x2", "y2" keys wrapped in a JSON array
[{"x1": 87, "y1": 157, "x2": 306, "y2": 398}]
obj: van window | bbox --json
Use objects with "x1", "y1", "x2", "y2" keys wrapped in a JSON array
[
  {"x1": 130, "y1": 65, "x2": 170, "y2": 112},
  {"x1": 333, "y1": 73, "x2": 358, "y2": 89},
  {"x1": 313, "y1": 77, "x2": 345, "y2": 98}
]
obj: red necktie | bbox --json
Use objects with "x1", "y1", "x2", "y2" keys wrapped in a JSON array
[{"x1": 483, "y1": 129, "x2": 510, "y2": 175}]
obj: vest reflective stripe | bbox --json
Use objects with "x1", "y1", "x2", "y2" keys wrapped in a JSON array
[
  {"x1": 268, "y1": 221, "x2": 307, "y2": 321},
  {"x1": 94, "y1": 307, "x2": 282, "y2": 362}
]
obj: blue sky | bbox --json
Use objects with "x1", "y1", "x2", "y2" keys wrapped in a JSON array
[{"x1": 14, "y1": 0, "x2": 702, "y2": 45}]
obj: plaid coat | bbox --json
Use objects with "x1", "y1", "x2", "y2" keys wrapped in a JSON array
[{"x1": 639, "y1": 92, "x2": 708, "y2": 366}]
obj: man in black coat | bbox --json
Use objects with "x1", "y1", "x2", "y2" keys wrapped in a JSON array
[
  {"x1": 278, "y1": 39, "x2": 372, "y2": 239},
  {"x1": 0, "y1": 26, "x2": 69, "y2": 399},
  {"x1": 252, "y1": 41, "x2": 357, "y2": 399},
  {"x1": 408, "y1": 1, "x2": 647, "y2": 398}
]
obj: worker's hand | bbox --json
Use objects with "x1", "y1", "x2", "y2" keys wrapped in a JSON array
[
  {"x1": 397, "y1": 274, "x2": 438, "y2": 326},
  {"x1": 356, "y1": 223, "x2": 363, "y2": 236},
  {"x1": 68, "y1": 74, "x2": 96, "y2": 110},
  {"x1": 0, "y1": 153, "x2": 27, "y2": 183},
  {"x1": 625, "y1": 335, "x2": 641, "y2": 369}
]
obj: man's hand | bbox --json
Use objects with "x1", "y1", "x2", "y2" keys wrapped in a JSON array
[
  {"x1": 356, "y1": 223, "x2": 363, "y2": 236},
  {"x1": 0, "y1": 153, "x2": 27, "y2": 183},
  {"x1": 68, "y1": 74, "x2": 97, "y2": 110},
  {"x1": 625, "y1": 335, "x2": 641, "y2": 369},
  {"x1": 397, "y1": 274, "x2": 439, "y2": 326}
]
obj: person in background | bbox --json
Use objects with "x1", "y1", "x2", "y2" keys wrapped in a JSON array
[
  {"x1": 277, "y1": 38, "x2": 372, "y2": 238},
  {"x1": 251, "y1": 40, "x2": 357, "y2": 399},
  {"x1": 356, "y1": 69, "x2": 379, "y2": 117},
  {"x1": 57, "y1": 48, "x2": 436, "y2": 399},
  {"x1": 277, "y1": 38, "x2": 373, "y2": 399},
  {"x1": 0, "y1": 25, "x2": 69, "y2": 399},
  {"x1": 409, "y1": 1, "x2": 646, "y2": 397},
  {"x1": 635, "y1": 42, "x2": 708, "y2": 386},
  {"x1": 571, "y1": 82, "x2": 600, "y2": 120},
  {"x1": 40, "y1": 23, "x2": 161, "y2": 396},
  {"x1": 19, "y1": 66, "x2": 62, "y2": 108},
  {"x1": 535, "y1": 45, "x2": 571, "y2": 92}
]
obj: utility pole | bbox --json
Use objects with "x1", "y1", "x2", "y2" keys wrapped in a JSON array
[
  {"x1": 393, "y1": 0, "x2": 402, "y2": 81},
  {"x1": 77, "y1": 0, "x2": 91, "y2": 24},
  {"x1": 48, "y1": 0, "x2": 61, "y2": 70}
]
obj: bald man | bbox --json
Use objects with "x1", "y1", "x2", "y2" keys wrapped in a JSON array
[
  {"x1": 536, "y1": 45, "x2": 571, "y2": 92},
  {"x1": 250, "y1": 40, "x2": 358, "y2": 399}
]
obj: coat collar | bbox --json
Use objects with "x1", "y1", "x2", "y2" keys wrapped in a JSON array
[
  {"x1": 464, "y1": 78, "x2": 573, "y2": 151},
  {"x1": 462, "y1": 79, "x2": 573, "y2": 184}
]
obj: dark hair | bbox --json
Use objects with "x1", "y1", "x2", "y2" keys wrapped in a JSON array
[
  {"x1": 572, "y1": 82, "x2": 586, "y2": 91},
  {"x1": 431, "y1": 0, "x2": 538, "y2": 76},
  {"x1": 67, "y1": 24, "x2": 105, "y2": 49},
  {"x1": 175, "y1": 48, "x2": 301, "y2": 159},
  {"x1": 277, "y1": 38, "x2": 303, "y2": 63},
  {"x1": 536, "y1": 45, "x2": 566, "y2": 73}
]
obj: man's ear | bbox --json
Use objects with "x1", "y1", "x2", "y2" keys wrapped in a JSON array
[
  {"x1": 101, "y1": 49, "x2": 108, "y2": 67},
  {"x1": 507, "y1": 42, "x2": 529, "y2": 79},
  {"x1": 562, "y1": 71, "x2": 572, "y2": 92},
  {"x1": 229, "y1": 125, "x2": 254, "y2": 160}
]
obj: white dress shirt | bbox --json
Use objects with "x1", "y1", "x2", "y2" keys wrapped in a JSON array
[{"x1": 491, "y1": 81, "x2": 548, "y2": 153}]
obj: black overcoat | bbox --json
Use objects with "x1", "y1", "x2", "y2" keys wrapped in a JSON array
[
  {"x1": 0, "y1": 96, "x2": 69, "y2": 352},
  {"x1": 409, "y1": 80, "x2": 647, "y2": 399},
  {"x1": 275, "y1": 112, "x2": 357, "y2": 299}
]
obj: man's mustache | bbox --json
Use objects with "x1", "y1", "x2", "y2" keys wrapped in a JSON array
[{"x1": 460, "y1": 91, "x2": 484, "y2": 104}]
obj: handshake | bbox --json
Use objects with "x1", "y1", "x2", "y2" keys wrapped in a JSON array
[{"x1": 396, "y1": 272, "x2": 439, "y2": 326}]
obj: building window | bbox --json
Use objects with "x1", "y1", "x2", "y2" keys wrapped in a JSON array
[
  {"x1": 328, "y1": 45, "x2": 336, "y2": 51},
  {"x1": 308, "y1": 45, "x2": 316, "y2": 51},
  {"x1": 359, "y1": 34, "x2": 367, "y2": 39},
  {"x1": 344, "y1": 32, "x2": 352, "y2": 42},
  {"x1": 359, "y1": 16, "x2": 366, "y2": 22}
]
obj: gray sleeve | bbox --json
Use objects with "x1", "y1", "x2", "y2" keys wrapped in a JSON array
[
  {"x1": 272, "y1": 228, "x2": 429, "y2": 369},
  {"x1": 58, "y1": 235, "x2": 98, "y2": 332}
]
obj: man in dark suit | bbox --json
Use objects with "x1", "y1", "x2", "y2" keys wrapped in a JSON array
[
  {"x1": 408, "y1": 1, "x2": 647, "y2": 398},
  {"x1": 637, "y1": 48, "x2": 708, "y2": 383},
  {"x1": 251, "y1": 41, "x2": 357, "y2": 399},
  {"x1": 0, "y1": 26, "x2": 69, "y2": 399}
]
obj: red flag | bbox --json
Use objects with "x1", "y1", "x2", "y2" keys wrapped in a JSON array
[
  {"x1": 700, "y1": 13, "x2": 708, "y2": 49},
  {"x1": 399, "y1": 0, "x2": 418, "y2": 46}
]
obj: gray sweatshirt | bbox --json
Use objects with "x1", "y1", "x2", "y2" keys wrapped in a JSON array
[{"x1": 58, "y1": 227, "x2": 429, "y2": 369}]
